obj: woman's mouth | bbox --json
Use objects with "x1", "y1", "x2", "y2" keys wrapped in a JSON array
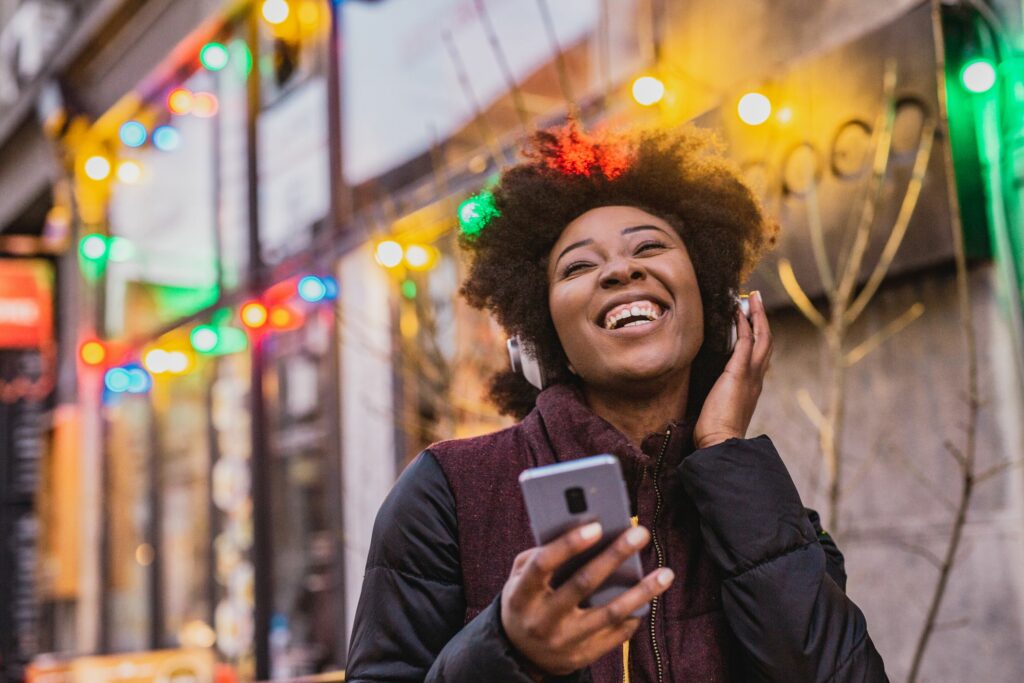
[{"x1": 601, "y1": 299, "x2": 666, "y2": 330}]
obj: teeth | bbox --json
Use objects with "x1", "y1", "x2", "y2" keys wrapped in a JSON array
[{"x1": 603, "y1": 300, "x2": 664, "y2": 330}]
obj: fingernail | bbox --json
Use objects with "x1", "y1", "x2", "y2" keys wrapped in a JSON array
[
  {"x1": 657, "y1": 568, "x2": 675, "y2": 586},
  {"x1": 754, "y1": 290, "x2": 763, "y2": 304},
  {"x1": 580, "y1": 522, "x2": 602, "y2": 541},
  {"x1": 626, "y1": 526, "x2": 647, "y2": 547}
]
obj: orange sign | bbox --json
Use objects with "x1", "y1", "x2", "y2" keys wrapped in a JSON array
[
  {"x1": 0, "y1": 259, "x2": 53, "y2": 349},
  {"x1": 70, "y1": 648, "x2": 215, "y2": 683}
]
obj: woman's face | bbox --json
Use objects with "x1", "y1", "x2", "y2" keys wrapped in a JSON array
[{"x1": 547, "y1": 205, "x2": 704, "y2": 391}]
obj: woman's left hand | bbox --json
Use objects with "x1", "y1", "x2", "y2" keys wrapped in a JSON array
[{"x1": 694, "y1": 290, "x2": 773, "y2": 450}]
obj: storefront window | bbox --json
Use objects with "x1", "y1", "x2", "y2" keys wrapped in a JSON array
[{"x1": 264, "y1": 309, "x2": 342, "y2": 675}]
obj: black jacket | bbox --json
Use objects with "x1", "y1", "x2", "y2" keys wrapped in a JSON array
[{"x1": 346, "y1": 434, "x2": 888, "y2": 682}]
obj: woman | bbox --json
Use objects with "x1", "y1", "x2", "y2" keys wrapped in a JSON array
[{"x1": 346, "y1": 123, "x2": 888, "y2": 682}]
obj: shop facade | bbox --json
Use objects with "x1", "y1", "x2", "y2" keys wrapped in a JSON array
[{"x1": 0, "y1": 0, "x2": 1022, "y2": 681}]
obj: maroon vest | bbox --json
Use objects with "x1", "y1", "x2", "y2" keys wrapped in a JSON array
[{"x1": 429, "y1": 385, "x2": 741, "y2": 682}]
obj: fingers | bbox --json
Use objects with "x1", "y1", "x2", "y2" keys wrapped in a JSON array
[
  {"x1": 748, "y1": 290, "x2": 773, "y2": 371},
  {"x1": 580, "y1": 566, "x2": 675, "y2": 632},
  {"x1": 550, "y1": 526, "x2": 650, "y2": 611},
  {"x1": 519, "y1": 522, "x2": 603, "y2": 595}
]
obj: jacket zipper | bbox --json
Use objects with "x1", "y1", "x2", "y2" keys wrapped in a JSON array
[{"x1": 647, "y1": 427, "x2": 672, "y2": 683}]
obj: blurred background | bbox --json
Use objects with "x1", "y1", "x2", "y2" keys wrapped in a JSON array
[{"x1": 0, "y1": 0, "x2": 1021, "y2": 681}]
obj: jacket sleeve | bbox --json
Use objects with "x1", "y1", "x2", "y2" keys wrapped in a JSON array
[
  {"x1": 346, "y1": 450, "x2": 547, "y2": 682},
  {"x1": 677, "y1": 435, "x2": 889, "y2": 683}
]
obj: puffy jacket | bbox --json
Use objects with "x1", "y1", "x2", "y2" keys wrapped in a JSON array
[{"x1": 347, "y1": 385, "x2": 888, "y2": 682}]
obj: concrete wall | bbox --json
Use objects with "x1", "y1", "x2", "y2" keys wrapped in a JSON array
[{"x1": 750, "y1": 263, "x2": 1024, "y2": 681}]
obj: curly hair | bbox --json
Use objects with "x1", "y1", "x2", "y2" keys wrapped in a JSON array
[{"x1": 459, "y1": 122, "x2": 777, "y2": 419}]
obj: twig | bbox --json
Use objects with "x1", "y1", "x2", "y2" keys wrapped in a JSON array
[
  {"x1": 845, "y1": 118, "x2": 936, "y2": 325},
  {"x1": 535, "y1": 0, "x2": 577, "y2": 116},
  {"x1": 778, "y1": 258, "x2": 828, "y2": 329},
  {"x1": 805, "y1": 177, "x2": 836, "y2": 298},
  {"x1": 843, "y1": 302, "x2": 925, "y2": 367},
  {"x1": 975, "y1": 458, "x2": 1024, "y2": 484},
  {"x1": 473, "y1": 0, "x2": 532, "y2": 134},
  {"x1": 441, "y1": 30, "x2": 504, "y2": 167}
]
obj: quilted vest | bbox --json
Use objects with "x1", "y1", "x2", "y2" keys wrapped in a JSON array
[{"x1": 428, "y1": 384, "x2": 741, "y2": 682}]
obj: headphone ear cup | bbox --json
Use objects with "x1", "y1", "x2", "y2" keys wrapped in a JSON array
[{"x1": 507, "y1": 336, "x2": 545, "y2": 390}]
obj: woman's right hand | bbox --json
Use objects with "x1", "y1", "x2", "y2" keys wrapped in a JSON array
[{"x1": 500, "y1": 522, "x2": 675, "y2": 676}]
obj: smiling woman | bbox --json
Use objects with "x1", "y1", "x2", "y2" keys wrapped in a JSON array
[{"x1": 345, "y1": 123, "x2": 889, "y2": 682}]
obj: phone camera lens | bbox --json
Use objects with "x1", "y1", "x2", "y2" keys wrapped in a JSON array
[{"x1": 564, "y1": 487, "x2": 587, "y2": 514}]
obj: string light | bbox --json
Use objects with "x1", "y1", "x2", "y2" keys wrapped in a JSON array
[
  {"x1": 80, "y1": 341, "x2": 106, "y2": 366},
  {"x1": 192, "y1": 92, "x2": 219, "y2": 118},
  {"x1": 107, "y1": 236, "x2": 135, "y2": 262},
  {"x1": 200, "y1": 42, "x2": 230, "y2": 72},
  {"x1": 404, "y1": 244, "x2": 436, "y2": 271},
  {"x1": 375, "y1": 241, "x2": 404, "y2": 268},
  {"x1": 240, "y1": 302, "x2": 269, "y2": 329},
  {"x1": 153, "y1": 126, "x2": 181, "y2": 151},
  {"x1": 116, "y1": 161, "x2": 142, "y2": 184},
  {"x1": 262, "y1": 0, "x2": 290, "y2": 24},
  {"x1": 297, "y1": 276, "x2": 328, "y2": 303},
  {"x1": 738, "y1": 92, "x2": 772, "y2": 126},
  {"x1": 632, "y1": 76, "x2": 666, "y2": 106},
  {"x1": 961, "y1": 59, "x2": 996, "y2": 93},
  {"x1": 79, "y1": 234, "x2": 108, "y2": 261},
  {"x1": 119, "y1": 121, "x2": 147, "y2": 148},
  {"x1": 191, "y1": 326, "x2": 220, "y2": 353},
  {"x1": 84, "y1": 156, "x2": 112, "y2": 181},
  {"x1": 167, "y1": 88, "x2": 194, "y2": 115}
]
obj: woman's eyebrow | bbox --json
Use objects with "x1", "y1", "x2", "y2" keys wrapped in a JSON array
[
  {"x1": 554, "y1": 238, "x2": 594, "y2": 266},
  {"x1": 621, "y1": 224, "x2": 670, "y2": 237}
]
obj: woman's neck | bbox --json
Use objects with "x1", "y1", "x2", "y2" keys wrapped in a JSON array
[{"x1": 581, "y1": 370, "x2": 690, "y2": 447}]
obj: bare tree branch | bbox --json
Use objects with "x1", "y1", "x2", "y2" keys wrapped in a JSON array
[
  {"x1": 778, "y1": 258, "x2": 828, "y2": 329},
  {"x1": 975, "y1": 458, "x2": 1024, "y2": 485},
  {"x1": 844, "y1": 302, "x2": 925, "y2": 366},
  {"x1": 805, "y1": 177, "x2": 836, "y2": 299}
]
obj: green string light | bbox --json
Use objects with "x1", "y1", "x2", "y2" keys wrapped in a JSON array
[
  {"x1": 457, "y1": 191, "x2": 500, "y2": 237},
  {"x1": 401, "y1": 280, "x2": 418, "y2": 299}
]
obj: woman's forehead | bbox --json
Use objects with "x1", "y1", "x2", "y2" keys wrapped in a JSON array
[{"x1": 554, "y1": 205, "x2": 677, "y2": 248}]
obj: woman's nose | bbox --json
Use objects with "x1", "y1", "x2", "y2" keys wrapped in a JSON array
[{"x1": 599, "y1": 259, "x2": 646, "y2": 288}]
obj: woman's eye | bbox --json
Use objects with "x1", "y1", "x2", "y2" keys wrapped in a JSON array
[
  {"x1": 561, "y1": 261, "x2": 592, "y2": 277},
  {"x1": 636, "y1": 240, "x2": 667, "y2": 254}
]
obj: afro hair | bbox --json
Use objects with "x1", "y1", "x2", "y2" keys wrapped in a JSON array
[{"x1": 459, "y1": 121, "x2": 777, "y2": 419}]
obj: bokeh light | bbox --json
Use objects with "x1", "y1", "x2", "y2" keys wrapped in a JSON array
[
  {"x1": 167, "y1": 88, "x2": 194, "y2": 115},
  {"x1": 375, "y1": 241, "x2": 404, "y2": 268},
  {"x1": 84, "y1": 156, "x2": 112, "y2": 180},
  {"x1": 738, "y1": 92, "x2": 772, "y2": 125},
  {"x1": 961, "y1": 59, "x2": 996, "y2": 93},
  {"x1": 153, "y1": 126, "x2": 181, "y2": 151},
  {"x1": 262, "y1": 0, "x2": 290, "y2": 24},
  {"x1": 632, "y1": 76, "x2": 666, "y2": 106},
  {"x1": 116, "y1": 161, "x2": 142, "y2": 184},
  {"x1": 119, "y1": 121, "x2": 147, "y2": 147},
  {"x1": 200, "y1": 42, "x2": 230, "y2": 71}
]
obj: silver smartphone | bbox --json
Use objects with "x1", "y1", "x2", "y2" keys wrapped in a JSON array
[{"x1": 519, "y1": 455, "x2": 648, "y2": 617}]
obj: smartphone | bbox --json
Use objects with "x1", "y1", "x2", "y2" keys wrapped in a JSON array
[
  {"x1": 519, "y1": 455, "x2": 648, "y2": 617},
  {"x1": 727, "y1": 293, "x2": 752, "y2": 352}
]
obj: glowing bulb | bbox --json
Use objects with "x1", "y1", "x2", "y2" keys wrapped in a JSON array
[
  {"x1": 144, "y1": 349, "x2": 170, "y2": 373},
  {"x1": 375, "y1": 241, "x2": 404, "y2": 268},
  {"x1": 297, "y1": 276, "x2": 327, "y2": 303},
  {"x1": 119, "y1": 121, "x2": 147, "y2": 148},
  {"x1": 107, "y1": 236, "x2": 134, "y2": 262},
  {"x1": 80, "y1": 234, "x2": 108, "y2": 261},
  {"x1": 116, "y1": 161, "x2": 142, "y2": 184},
  {"x1": 80, "y1": 341, "x2": 106, "y2": 366},
  {"x1": 84, "y1": 156, "x2": 111, "y2": 181},
  {"x1": 241, "y1": 302, "x2": 268, "y2": 328},
  {"x1": 961, "y1": 59, "x2": 996, "y2": 93},
  {"x1": 191, "y1": 326, "x2": 220, "y2": 353},
  {"x1": 200, "y1": 42, "x2": 230, "y2": 72},
  {"x1": 125, "y1": 365, "x2": 151, "y2": 393},
  {"x1": 776, "y1": 107, "x2": 793, "y2": 124},
  {"x1": 167, "y1": 88, "x2": 194, "y2": 115},
  {"x1": 192, "y1": 92, "x2": 219, "y2": 118},
  {"x1": 404, "y1": 245, "x2": 434, "y2": 270},
  {"x1": 738, "y1": 92, "x2": 772, "y2": 126},
  {"x1": 262, "y1": 0, "x2": 290, "y2": 24},
  {"x1": 632, "y1": 76, "x2": 666, "y2": 106},
  {"x1": 166, "y1": 351, "x2": 190, "y2": 374},
  {"x1": 153, "y1": 126, "x2": 181, "y2": 151},
  {"x1": 104, "y1": 367, "x2": 131, "y2": 393}
]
